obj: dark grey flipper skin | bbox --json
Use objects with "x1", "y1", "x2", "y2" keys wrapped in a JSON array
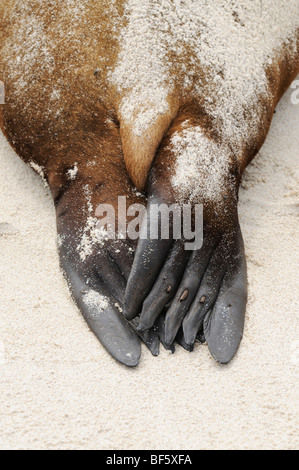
[
  {"x1": 137, "y1": 240, "x2": 190, "y2": 331},
  {"x1": 155, "y1": 314, "x2": 175, "y2": 354},
  {"x1": 124, "y1": 195, "x2": 174, "y2": 320},
  {"x1": 130, "y1": 318, "x2": 160, "y2": 357},
  {"x1": 203, "y1": 232, "x2": 247, "y2": 364},
  {"x1": 163, "y1": 237, "x2": 219, "y2": 347},
  {"x1": 176, "y1": 328, "x2": 194, "y2": 352},
  {"x1": 124, "y1": 236, "x2": 172, "y2": 320},
  {"x1": 125, "y1": 178, "x2": 247, "y2": 364},
  {"x1": 197, "y1": 331, "x2": 206, "y2": 344},
  {"x1": 181, "y1": 227, "x2": 247, "y2": 364},
  {"x1": 60, "y1": 257, "x2": 141, "y2": 367},
  {"x1": 55, "y1": 181, "x2": 163, "y2": 367}
]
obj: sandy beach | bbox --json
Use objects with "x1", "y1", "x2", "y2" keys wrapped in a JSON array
[{"x1": 0, "y1": 83, "x2": 298, "y2": 450}]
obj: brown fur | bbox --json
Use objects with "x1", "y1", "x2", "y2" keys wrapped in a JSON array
[{"x1": 0, "y1": 1, "x2": 298, "y2": 203}]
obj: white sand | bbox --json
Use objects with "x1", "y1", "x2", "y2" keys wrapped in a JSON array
[{"x1": 0, "y1": 84, "x2": 298, "y2": 450}]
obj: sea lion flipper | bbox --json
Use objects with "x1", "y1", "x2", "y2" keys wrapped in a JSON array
[
  {"x1": 130, "y1": 318, "x2": 160, "y2": 357},
  {"x1": 163, "y1": 236, "x2": 222, "y2": 347},
  {"x1": 137, "y1": 239, "x2": 189, "y2": 332},
  {"x1": 176, "y1": 328, "x2": 194, "y2": 352},
  {"x1": 124, "y1": 201, "x2": 173, "y2": 320},
  {"x1": 203, "y1": 231, "x2": 247, "y2": 364},
  {"x1": 57, "y1": 190, "x2": 162, "y2": 365},
  {"x1": 60, "y1": 254, "x2": 141, "y2": 367},
  {"x1": 124, "y1": 109, "x2": 248, "y2": 362},
  {"x1": 155, "y1": 314, "x2": 175, "y2": 354}
]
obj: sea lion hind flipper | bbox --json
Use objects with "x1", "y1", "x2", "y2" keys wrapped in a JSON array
[
  {"x1": 155, "y1": 314, "x2": 175, "y2": 354},
  {"x1": 59, "y1": 233, "x2": 160, "y2": 362},
  {"x1": 163, "y1": 236, "x2": 221, "y2": 347},
  {"x1": 176, "y1": 328, "x2": 194, "y2": 352},
  {"x1": 124, "y1": 199, "x2": 173, "y2": 321},
  {"x1": 137, "y1": 239, "x2": 189, "y2": 332},
  {"x1": 130, "y1": 318, "x2": 160, "y2": 357},
  {"x1": 203, "y1": 233, "x2": 247, "y2": 365},
  {"x1": 60, "y1": 257, "x2": 141, "y2": 367}
]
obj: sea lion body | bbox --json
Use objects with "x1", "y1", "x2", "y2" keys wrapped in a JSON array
[{"x1": 0, "y1": 1, "x2": 298, "y2": 365}]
